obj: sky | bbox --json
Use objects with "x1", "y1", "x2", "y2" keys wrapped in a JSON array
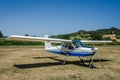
[{"x1": 0, "y1": 0, "x2": 120, "y2": 36}]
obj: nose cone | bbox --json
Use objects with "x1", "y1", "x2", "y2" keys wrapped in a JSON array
[{"x1": 93, "y1": 47, "x2": 98, "y2": 52}]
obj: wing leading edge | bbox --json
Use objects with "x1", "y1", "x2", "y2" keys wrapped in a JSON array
[
  {"x1": 8, "y1": 35, "x2": 112, "y2": 43},
  {"x1": 8, "y1": 35, "x2": 72, "y2": 43},
  {"x1": 81, "y1": 40, "x2": 112, "y2": 43}
]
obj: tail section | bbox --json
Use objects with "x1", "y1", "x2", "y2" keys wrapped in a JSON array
[
  {"x1": 45, "y1": 41, "x2": 52, "y2": 50},
  {"x1": 44, "y1": 35, "x2": 52, "y2": 50}
]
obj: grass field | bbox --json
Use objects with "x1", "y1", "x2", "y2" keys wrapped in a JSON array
[{"x1": 0, "y1": 46, "x2": 120, "y2": 80}]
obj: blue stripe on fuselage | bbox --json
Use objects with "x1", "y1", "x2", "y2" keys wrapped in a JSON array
[{"x1": 46, "y1": 50, "x2": 94, "y2": 57}]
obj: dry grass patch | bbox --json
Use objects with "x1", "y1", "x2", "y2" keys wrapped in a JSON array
[{"x1": 0, "y1": 46, "x2": 120, "y2": 80}]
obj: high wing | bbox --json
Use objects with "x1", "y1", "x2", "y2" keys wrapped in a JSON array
[
  {"x1": 8, "y1": 35, "x2": 112, "y2": 43},
  {"x1": 81, "y1": 40, "x2": 112, "y2": 43},
  {"x1": 8, "y1": 35, "x2": 72, "y2": 43}
]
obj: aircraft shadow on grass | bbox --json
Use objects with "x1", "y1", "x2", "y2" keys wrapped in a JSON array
[{"x1": 13, "y1": 56, "x2": 111, "y2": 69}]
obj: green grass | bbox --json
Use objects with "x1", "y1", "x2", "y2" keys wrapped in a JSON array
[{"x1": 0, "y1": 40, "x2": 44, "y2": 46}]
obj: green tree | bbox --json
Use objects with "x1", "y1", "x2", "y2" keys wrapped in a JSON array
[
  {"x1": 57, "y1": 34, "x2": 70, "y2": 39},
  {"x1": 74, "y1": 37, "x2": 80, "y2": 40},
  {"x1": 0, "y1": 31, "x2": 3, "y2": 38},
  {"x1": 91, "y1": 32, "x2": 103, "y2": 40},
  {"x1": 25, "y1": 34, "x2": 29, "y2": 36}
]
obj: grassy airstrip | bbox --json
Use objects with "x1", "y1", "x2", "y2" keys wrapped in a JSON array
[{"x1": 0, "y1": 46, "x2": 120, "y2": 80}]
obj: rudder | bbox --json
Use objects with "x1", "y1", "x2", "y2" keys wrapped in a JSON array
[{"x1": 44, "y1": 35, "x2": 52, "y2": 50}]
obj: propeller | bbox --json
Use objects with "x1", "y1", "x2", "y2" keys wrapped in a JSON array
[
  {"x1": 92, "y1": 42, "x2": 101, "y2": 61},
  {"x1": 94, "y1": 47, "x2": 101, "y2": 61}
]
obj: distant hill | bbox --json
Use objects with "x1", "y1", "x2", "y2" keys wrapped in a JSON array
[{"x1": 51, "y1": 27, "x2": 120, "y2": 42}]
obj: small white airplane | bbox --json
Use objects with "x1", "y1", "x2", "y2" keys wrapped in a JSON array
[{"x1": 8, "y1": 35, "x2": 112, "y2": 68}]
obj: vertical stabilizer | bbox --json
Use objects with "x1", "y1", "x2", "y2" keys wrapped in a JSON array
[{"x1": 44, "y1": 35, "x2": 52, "y2": 50}]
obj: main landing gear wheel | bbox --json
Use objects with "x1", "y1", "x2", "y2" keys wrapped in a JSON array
[
  {"x1": 80, "y1": 59, "x2": 84, "y2": 64},
  {"x1": 62, "y1": 61, "x2": 66, "y2": 65}
]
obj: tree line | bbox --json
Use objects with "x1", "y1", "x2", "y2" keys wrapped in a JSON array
[
  {"x1": 0, "y1": 31, "x2": 44, "y2": 46},
  {"x1": 51, "y1": 27, "x2": 120, "y2": 40},
  {"x1": 0, "y1": 27, "x2": 120, "y2": 45},
  {"x1": 0, "y1": 31, "x2": 3, "y2": 38},
  {"x1": 0, "y1": 40, "x2": 44, "y2": 46}
]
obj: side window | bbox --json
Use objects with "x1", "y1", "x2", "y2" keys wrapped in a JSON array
[
  {"x1": 67, "y1": 43, "x2": 74, "y2": 50},
  {"x1": 62, "y1": 44, "x2": 67, "y2": 48},
  {"x1": 62, "y1": 43, "x2": 74, "y2": 50},
  {"x1": 68, "y1": 45, "x2": 74, "y2": 49},
  {"x1": 73, "y1": 42, "x2": 79, "y2": 48}
]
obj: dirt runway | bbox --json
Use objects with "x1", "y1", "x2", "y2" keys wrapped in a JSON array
[{"x1": 0, "y1": 46, "x2": 120, "y2": 80}]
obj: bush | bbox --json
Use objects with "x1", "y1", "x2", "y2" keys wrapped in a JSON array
[
  {"x1": 116, "y1": 35, "x2": 120, "y2": 39},
  {"x1": 0, "y1": 40, "x2": 44, "y2": 46}
]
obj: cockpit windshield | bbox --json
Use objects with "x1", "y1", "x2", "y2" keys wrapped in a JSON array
[{"x1": 72, "y1": 40, "x2": 87, "y2": 48}]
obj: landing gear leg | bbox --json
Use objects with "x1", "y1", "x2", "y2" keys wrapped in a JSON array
[
  {"x1": 89, "y1": 56, "x2": 94, "y2": 68},
  {"x1": 62, "y1": 54, "x2": 69, "y2": 64},
  {"x1": 79, "y1": 56, "x2": 84, "y2": 64}
]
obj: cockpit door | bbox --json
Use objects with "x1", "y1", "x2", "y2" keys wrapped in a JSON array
[{"x1": 61, "y1": 43, "x2": 75, "y2": 53}]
